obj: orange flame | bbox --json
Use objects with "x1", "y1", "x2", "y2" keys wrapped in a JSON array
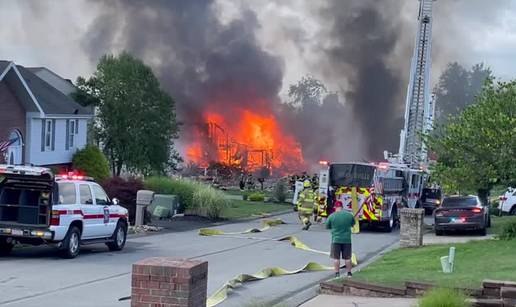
[{"x1": 186, "y1": 108, "x2": 304, "y2": 174}]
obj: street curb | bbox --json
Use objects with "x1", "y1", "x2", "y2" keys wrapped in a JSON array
[{"x1": 274, "y1": 240, "x2": 401, "y2": 307}]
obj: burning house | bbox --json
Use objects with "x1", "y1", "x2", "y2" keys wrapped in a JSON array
[{"x1": 186, "y1": 109, "x2": 305, "y2": 175}]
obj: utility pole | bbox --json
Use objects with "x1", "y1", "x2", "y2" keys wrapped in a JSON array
[{"x1": 399, "y1": 0, "x2": 436, "y2": 168}]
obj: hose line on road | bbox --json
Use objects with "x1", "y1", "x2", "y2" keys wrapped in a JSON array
[
  {"x1": 200, "y1": 219, "x2": 358, "y2": 306},
  {"x1": 206, "y1": 262, "x2": 333, "y2": 307},
  {"x1": 199, "y1": 219, "x2": 357, "y2": 262},
  {"x1": 199, "y1": 219, "x2": 286, "y2": 236}
]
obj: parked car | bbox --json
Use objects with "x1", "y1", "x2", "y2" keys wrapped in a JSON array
[
  {"x1": 434, "y1": 195, "x2": 490, "y2": 236},
  {"x1": 0, "y1": 165, "x2": 129, "y2": 258},
  {"x1": 421, "y1": 187, "x2": 443, "y2": 214},
  {"x1": 499, "y1": 187, "x2": 516, "y2": 215}
]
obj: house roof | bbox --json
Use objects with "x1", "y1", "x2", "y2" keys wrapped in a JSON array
[
  {"x1": 17, "y1": 66, "x2": 92, "y2": 115},
  {"x1": 0, "y1": 60, "x2": 11, "y2": 77},
  {"x1": 0, "y1": 60, "x2": 92, "y2": 117}
]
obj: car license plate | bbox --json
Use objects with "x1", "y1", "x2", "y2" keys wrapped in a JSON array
[
  {"x1": 451, "y1": 218, "x2": 463, "y2": 223},
  {"x1": 12, "y1": 229, "x2": 23, "y2": 236}
]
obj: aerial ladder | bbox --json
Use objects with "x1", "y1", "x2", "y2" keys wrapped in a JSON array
[{"x1": 398, "y1": 0, "x2": 437, "y2": 169}]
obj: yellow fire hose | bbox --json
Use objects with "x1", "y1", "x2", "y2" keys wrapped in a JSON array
[
  {"x1": 206, "y1": 262, "x2": 332, "y2": 307},
  {"x1": 200, "y1": 219, "x2": 358, "y2": 306},
  {"x1": 199, "y1": 219, "x2": 286, "y2": 236}
]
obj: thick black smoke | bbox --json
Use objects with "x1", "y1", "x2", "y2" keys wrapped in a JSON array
[
  {"x1": 314, "y1": 1, "x2": 409, "y2": 159},
  {"x1": 82, "y1": 0, "x2": 408, "y2": 165},
  {"x1": 83, "y1": 0, "x2": 284, "y2": 124}
]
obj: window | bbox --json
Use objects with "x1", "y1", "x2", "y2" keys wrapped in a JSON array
[
  {"x1": 67, "y1": 120, "x2": 78, "y2": 149},
  {"x1": 92, "y1": 184, "x2": 109, "y2": 206},
  {"x1": 79, "y1": 184, "x2": 93, "y2": 205},
  {"x1": 410, "y1": 174, "x2": 419, "y2": 188},
  {"x1": 57, "y1": 183, "x2": 76, "y2": 204},
  {"x1": 442, "y1": 197, "x2": 479, "y2": 208},
  {"x1": 42, "y1": 119, "x2": 55, "y2": 152},
  {"x1": 45, "y1": 120, "x2": 52, "y2": 149}
]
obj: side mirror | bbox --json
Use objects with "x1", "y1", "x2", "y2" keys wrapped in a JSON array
[{"x1": 112, "y1": 198, "x2": 120, "y2": 206}]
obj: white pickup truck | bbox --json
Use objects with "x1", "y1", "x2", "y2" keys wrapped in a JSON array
[
  {"x1": 499, "y1": 187, "x2": 516, "y2": 216},
  {"x1": 0, "y1": 165, "x2": 129, "y2": 258}
]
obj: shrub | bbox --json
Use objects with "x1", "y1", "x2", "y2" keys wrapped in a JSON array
[
  {"x1": 101, "y1": 177, "x2": 144, "y2": 224},
  {"x1": 248, "y1": 192, "x2": 265, "y2": 202},
  {"x1": 192, "y1": 185, "x2": 230, "y2": 220},
  {"x1": 419, "y1": 288, "x2": 470, "y2": 307},
  {"x1": 242, "y1": 190, "x2": 253, "y2": 200},
  {"x1": 272, "y1": 179, "x2": 288, "y2": 203},
  {"x1": 144, "y1": 177, "x2": 200, "y2": 213},
  {"x1": 499, "y1": 219, "x2": 516, "y2": 240},
  {"x1": 72, "y1": 145, "x2": 110, "y2": 181}
]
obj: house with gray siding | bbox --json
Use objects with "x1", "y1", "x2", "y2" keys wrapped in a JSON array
[{"x1": 0, "y1": 60, "x2": 93, "y2": 167}]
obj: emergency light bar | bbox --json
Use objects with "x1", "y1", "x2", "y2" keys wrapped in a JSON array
[
  {"x1": 0, "y1": 164, "x2": 52, "y2": 176},
  {"x1": 55, "y1": 171, "x2": 94, "y2": 181}
]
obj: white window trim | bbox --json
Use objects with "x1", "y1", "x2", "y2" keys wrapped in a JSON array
[
  {"x1": 68, "y1": 119, "x2": 76, "y2": 149},
  {"x1": 44, "y1": 119, "x2": 53, "y2": 151}
]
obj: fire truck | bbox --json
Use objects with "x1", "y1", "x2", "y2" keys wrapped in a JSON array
[{"x1": 320, "y1": 162, "x2": 426, "y2": 232}]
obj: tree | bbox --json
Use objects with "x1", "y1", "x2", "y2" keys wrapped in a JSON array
[
  {"x1": 434, "y1": 62, "x2": 492, "y2": 121},
  {"x1": 427, "y1": 78, "x2": 516, "y2": 205},
  {"x1": 288, "y1": 75, "x2": 327, "y2": 106},
  {"x1": 72, "y1": 145, "x2": 110, "y2": 182},
  {"x1": 76, "y1": 53, "x2": 179, "y2": 176}
]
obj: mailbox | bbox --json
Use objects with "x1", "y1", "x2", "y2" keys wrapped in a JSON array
[{"x1": 135, "y1": 190, "x2": 155, "y2": 226}]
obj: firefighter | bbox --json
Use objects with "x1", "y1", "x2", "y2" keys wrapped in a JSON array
[
  {"x1": 297, "y1": 180, "x2": 317, "y2": 230},
  {"x1": 314, "y1": 193, "x2": 328, "y2": 223}
]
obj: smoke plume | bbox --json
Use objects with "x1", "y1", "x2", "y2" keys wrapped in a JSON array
[
  {"x1": 83, "y1": 0, "x2": 284, "y2": 123},
  {"x1": 75, "y1": 0, "x2": 514, "y2": 167},
  {"x1": 311, "y1": 1, "x2": 410, "y2": 159}
]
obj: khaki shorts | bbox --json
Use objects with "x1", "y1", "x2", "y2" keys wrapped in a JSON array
[{"x1": 330, "y1": 243, "x2": 352, "y2": 260}]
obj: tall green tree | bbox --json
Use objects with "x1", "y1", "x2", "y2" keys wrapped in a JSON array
[
  {"x1": 75, "y1": 53, "x2": 179, "y2": 176},
  {"x1": 427, "y1": 78, "x2": 516, "y2": 205},
  {"x1": 288, "y1": 75, "x2": 327, "y2": 106},
  {"x1": 434, "y1": 62, "x2": 492, "y2": 121}
]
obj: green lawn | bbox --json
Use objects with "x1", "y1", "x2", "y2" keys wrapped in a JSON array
[
  {"x1": 221, "y1": 199, "x2": 292, "y2": 219},
  {"x1": 352, "y1": 216, "x2": 516, "y2": 289}
]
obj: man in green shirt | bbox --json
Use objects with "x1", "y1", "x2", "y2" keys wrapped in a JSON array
[{"x1": 326, "y1": 201, "x2": 355, "y2": 277}]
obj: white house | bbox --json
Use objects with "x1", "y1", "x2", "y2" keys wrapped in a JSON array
[{"x1": 0, "y1": 60, "x2": 93, "y2": 168}]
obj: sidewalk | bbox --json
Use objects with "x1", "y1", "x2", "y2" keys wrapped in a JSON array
[{"x1": 300, "y1": 294, "x2": 417, "y2": 307}]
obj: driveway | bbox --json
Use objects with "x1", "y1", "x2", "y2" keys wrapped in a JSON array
[{"x1": 0, "y1": 212, "x2": 399, "y2": 307}]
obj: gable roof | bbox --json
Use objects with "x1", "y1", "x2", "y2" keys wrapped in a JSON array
[
  {"x1": 0, "y1": 60, "x2": 92, "y2": 117},
  {"x1": 17, "y1": 66, "x2": 92, "y2": 115},
  {"x1": 26, "y1": 67, "x2": 76, "y2": 96},
  {"x1": 0, "y1": 60, "x2": 11, "y2": 79}
]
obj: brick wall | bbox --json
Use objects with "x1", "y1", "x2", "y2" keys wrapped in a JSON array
[
  {"x1": 400, "y1": 208, "x2": 424, "y2": 247},
  {"x1": 131, "y1": 258, "x2": 208, "y2": 307},
  {"x1": 0, "y1": 81, "x2": 26, "y2": 163}
]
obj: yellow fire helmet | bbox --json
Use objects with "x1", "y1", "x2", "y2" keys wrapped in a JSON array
[{"x1": 303, "y1": 180, "x2": 311, "y2": 188}]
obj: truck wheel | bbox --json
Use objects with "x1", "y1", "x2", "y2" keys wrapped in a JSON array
[
  {"x1": 59, "y1": 226, "x2": 81, "y2": 259},
  {"x1": 107, "y1": 221, "x2": 127, "y2": 251},
  {"x1": 383, "y1": 209, "x2": 397, "y2": 233},
  {"x1": 0, "y1": 239, "x2": 14, "y2": 256},
  {"x1": 510, "y1": 206, "x2": 516, "y2": 216}
]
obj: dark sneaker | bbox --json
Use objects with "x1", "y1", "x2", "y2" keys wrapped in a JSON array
[
  {"x1": 306, "y1": 221, "x2": 312, "y2": 230},
  {"x1": 347, "y1": 272, "x2": 353, "y2": 278},
  {"x1": 335, "y1": 272, "x2": 340, "y2": 278}
]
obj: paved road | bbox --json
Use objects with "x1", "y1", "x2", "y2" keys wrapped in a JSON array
[{"x1": 0, "y1": 212, "x2": 399, "y2": 307}]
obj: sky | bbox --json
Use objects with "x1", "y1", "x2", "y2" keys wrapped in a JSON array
[
  {"x1": 1, "y1": 0, "x2": 516, "y2": 163},
  {"x1": 2, "y1": 0, "x2": 516, "y2": 93}
]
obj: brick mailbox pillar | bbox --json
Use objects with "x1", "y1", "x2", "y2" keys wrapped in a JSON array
[
  {"x1": 400, "y1": 208, "x2": 425, "y2": 248},
  {"x1": 131, "y1": 257, "x2": 208, "y2": 307}
]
